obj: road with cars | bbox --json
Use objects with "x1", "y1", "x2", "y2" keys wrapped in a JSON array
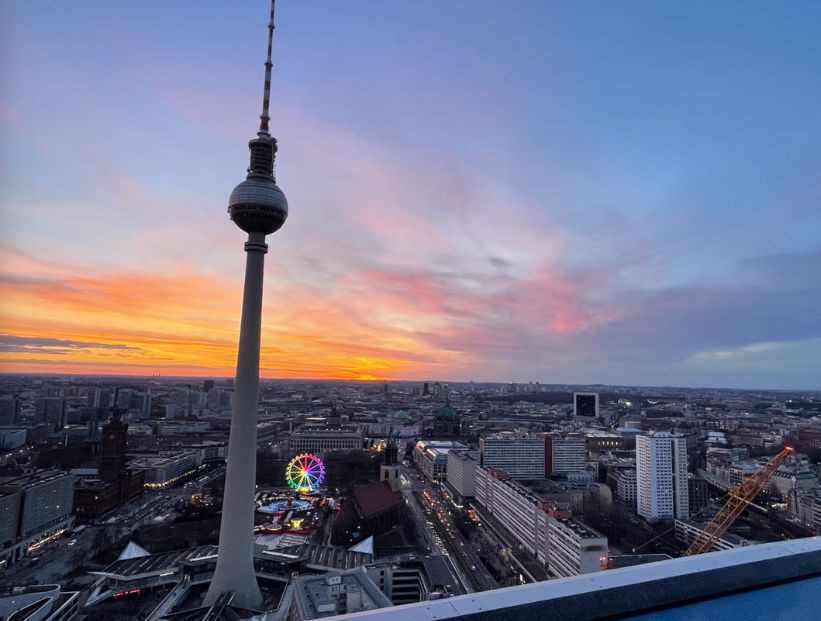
[{"x1": 398, "y1": 463, "x2": 498, "y2": 592}]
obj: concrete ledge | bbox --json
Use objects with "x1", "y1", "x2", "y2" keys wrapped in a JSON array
[{"x1": 329, "y1": 537, "x2": 821, "y2": 621}]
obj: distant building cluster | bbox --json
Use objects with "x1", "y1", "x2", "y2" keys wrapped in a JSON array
[{"x1": 1, "y1": 373, "x2": 820, "y2": 618}]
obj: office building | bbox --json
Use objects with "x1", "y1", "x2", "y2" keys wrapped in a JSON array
[
  {"x1": 688, "y1": 476, "x2": 710, "y2": 513},
  {"x1": 0, "y1": 471, "x2": 75, "y2": 568},
  {"x1": 413, "y1": 440, "x2": 467, "y2": 482},
  {"x1": 131, "y1": 452, "x2": 201, "y2": 488},
  {"x1": 636, "y1": 432, "x2": 689, "y2": 521},
  {"x1": 476, "y1": 468, "x2": 544, "y2": 558},
  {"x1": 545, "y1": 433, "x2": 587, "y2": 475},
  {"x1": 546, "y1": 514, "x2": 608, "y2": 578},
  {"x1": 475, "y1": 467, "x2": 607, "y2": 577},
  {"x1": 446, "y1": 451, "x2": 478, "y2": 500},
  {"x1": 87, "y1": 388, "x2": 113, "y2": 409},
  {"x1": 674, "y1": 518, "x2": 751, "y2": 552},
  {"x1": 0, "y1": 397, "x2": 21, "y2": 425},
  {"x1": 479, "y1": 434, "x2": 545, "y2": 480},
  {"x1": 584, "y1": 430, "x2": 624, "y2": 452},
  {"x1": 573, "y1": 392, "x2": 599, "y2": 418},
  {"x1": 797, "y1": 487, "x2": 821, "y2": 533},
  {"x1": 34, "y1": 397, "x2": 66, "y2": 432},
  {"x1": 611, "y1": 468, "x2": 637, "y2": 506},
  {"x1": 288, "y1": 425, "x2": 364, "y2": 453}
]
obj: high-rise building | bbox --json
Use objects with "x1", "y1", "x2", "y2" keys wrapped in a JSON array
[
  {"x1": 479, "y1": 433, "x2": 545, "y2": 480},
  {"x1": 446, "y1": 450, "x2": 478, "y2": 500},
  {"x1": 475, "y1": 467, "x2": 607, "y2": 577},
  {"x1": 34, "y1": 397, "x2": 66, "y2": 432},
  {"x1": 205, "y1": 1, "x2": 289, "y2": 608},
  {"x1": 545, "y1": 433, "x2": 587, "y2": 476},
  {"x1": 0, "y1": 471, "x2": 75, "y2": 568},
  {"x1": 88, "y1": 388, "x2": 112, "y2": 409},
  {"x1": 0, "y1": 398, "x2": 21, "y2": 425},
  {"x1": 573, "y1": 392, "x2": 599, "y2": 418},
  {"x1": 636, "y1": 432, "x2": 689, "y2": 521}
]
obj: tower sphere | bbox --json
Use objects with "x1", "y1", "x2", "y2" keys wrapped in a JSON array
[{"x1": 228, "y1": 175, "x2": 288, "y2": 235}]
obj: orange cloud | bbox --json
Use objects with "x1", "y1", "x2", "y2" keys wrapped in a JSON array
[{"x1": 0, "y1": 245, "x2": 459, "y2": 380}]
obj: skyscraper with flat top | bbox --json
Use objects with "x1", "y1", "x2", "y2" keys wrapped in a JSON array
[
  {"x1": 636, "y1": 432, "x2": 689, "y2": 521},
  {"x1": 204, "y1": 0, "x2": 288, "y2": 609}
]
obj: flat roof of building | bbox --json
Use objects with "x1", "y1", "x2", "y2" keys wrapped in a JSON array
[
  {"x1": 552, "y1": 516, "x2": 605, "y2": 540},
  {"x1": 322, "y1": 537, "x2": 821, "y2": 621},
  {"x1": 92, "y1": 545, "x2": 218, "y2": 580},
  {"x1": 274, "y1": 542, "x2": 373, "y2": 571},
  {"x1": 295, "y1": 570, "x2": 392, "y2": 619},
  {"x1": 0, "y1": 470, "x2": 72, "y2": 490}
]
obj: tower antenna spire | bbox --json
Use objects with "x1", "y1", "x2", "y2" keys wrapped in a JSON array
[{"x1": 259, "y1": 0, "x2": 276, "y2": 134}]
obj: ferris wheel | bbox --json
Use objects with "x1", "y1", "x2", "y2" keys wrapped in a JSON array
[{"x1": 285, "y1": 453, "x2": 326, "y2": 492}]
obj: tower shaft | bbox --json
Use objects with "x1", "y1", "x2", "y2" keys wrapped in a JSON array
[
  {"x1": 204, "y1": 0, "x2": 286, "y2": 608},
  {"x1": 205, "y1": 233, "x2": 268, "y2": 608}
]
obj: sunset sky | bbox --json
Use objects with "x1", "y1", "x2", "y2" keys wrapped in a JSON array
[{"x1": 1, "y1": 1, "x2": 820, "y2": 389}]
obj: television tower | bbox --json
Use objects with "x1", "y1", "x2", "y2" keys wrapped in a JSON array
[{"x1": 204, "y1": 0, "x2": 287, "y2": 609}]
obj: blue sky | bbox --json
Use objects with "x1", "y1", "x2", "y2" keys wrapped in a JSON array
[{"x1": 1, "y1": 1, "x2": 820, "y2": 388}]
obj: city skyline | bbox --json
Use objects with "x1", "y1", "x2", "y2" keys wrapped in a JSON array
[{"x1": 2, "y1": 1, "x2": 821, "y2": 389}]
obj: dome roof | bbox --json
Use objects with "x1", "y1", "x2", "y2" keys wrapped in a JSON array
[
  {"x1": 436, "y1": 403, "x2": 459, "y2": 421},
  {"x1": 228, "y1": 176, "x2": 288, "y2": 234}
]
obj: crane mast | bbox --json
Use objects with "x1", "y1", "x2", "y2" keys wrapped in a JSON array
[{"x1": 683, "y1": 446, "x2": 793, "y2": 556}]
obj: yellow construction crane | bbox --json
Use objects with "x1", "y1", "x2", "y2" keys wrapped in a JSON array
[{"x1": 684, "y1": 446, "x2": 793, "y2": 556}]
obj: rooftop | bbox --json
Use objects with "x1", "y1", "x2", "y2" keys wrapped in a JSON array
[
  {"x1": 353, "y1": 482, "x2": 403, "y2": 519},
  {"x1": 552, "y1": 516, "x2": 605, "y2": 540},
  {"x1": 324, "y1": 537, "x2": 821, "y2": 621},
  {"x1": 294, "y1": 569, "x2": 392, "y2": 619}
]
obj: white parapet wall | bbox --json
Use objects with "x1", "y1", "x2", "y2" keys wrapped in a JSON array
[{"x1": 322, "y1": 537, "x2": 821, "y2": 621}]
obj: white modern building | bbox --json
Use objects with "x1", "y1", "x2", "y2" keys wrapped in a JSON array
[
  {"x1": 446, "y1": 451, "x2": 478, "y2": 500},
  {"x1": 636, "y1": 432, "x2": 689, "y2": 521},
  {"x1": 479, "y1": 434, "x2": 545, "y2": 480},
  {"x1": 546, "y1": 514, "x2": 608, "y2": 578},
  {"x1": 674, "y1": 518, "x2": 752, "y2": 552},
  {"x1": 475, "y1": 467, "x2": 607, "y2": 578},
  {"x1": 414, "y1": 441, "x2": 467, "y2": 482},
  {"x1": 476, "y1": 468, "x2": 545, "y2": 557}
]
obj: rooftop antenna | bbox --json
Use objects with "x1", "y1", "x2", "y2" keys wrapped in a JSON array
[{"x1": 259, "y1": 0, "x2": 276, "y2": 135}]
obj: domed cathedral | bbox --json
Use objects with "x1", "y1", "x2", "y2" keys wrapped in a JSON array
[{"x1": 431, "y1": 397, "x2": 462, "y2": 438}]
